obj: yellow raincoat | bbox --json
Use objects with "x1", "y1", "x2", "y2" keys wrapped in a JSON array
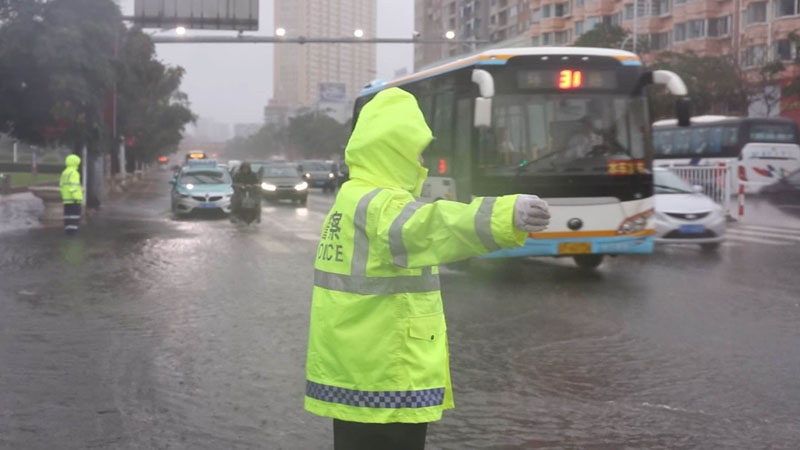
[
  {"x1": 59, "y1": 154, "x2": 83, "y2": 204},
  {"x1": 304, "y1": 87, "x2": 527, "y2": 424}
]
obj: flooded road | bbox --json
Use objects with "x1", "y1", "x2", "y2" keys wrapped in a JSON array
[{"x1": 1, "y1": 172, "x2": 799, "y2": 449}]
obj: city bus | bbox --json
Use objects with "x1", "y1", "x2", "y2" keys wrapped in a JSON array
[
  {"x1": 355, "y1": 47, "x2": 690, "y2": 268},
  {"x1": 653, "y1": 116, "x2": 800, "y2": 193}
]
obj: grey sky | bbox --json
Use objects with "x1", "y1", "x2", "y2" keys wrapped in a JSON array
[{"x1": 118, "y1": 0, "x2": 414, "y2": 124}]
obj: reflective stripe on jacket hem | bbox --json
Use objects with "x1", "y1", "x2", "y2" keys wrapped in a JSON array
[
  {"x1": 306, "y1": 380, "x2": 444, "y2": 408},
  {"x1": 314, "y1": 269, "x2": 440, "y2": 295}
]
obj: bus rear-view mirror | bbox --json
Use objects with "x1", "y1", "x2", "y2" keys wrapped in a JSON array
[
  {"x1": 474, "y1": 98, "x2": 492, "y2": 128},
  {"x1": 676, "y1": 97, "x2": 691, "y2": 127}
]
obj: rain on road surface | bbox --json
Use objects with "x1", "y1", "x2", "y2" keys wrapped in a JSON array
[{"x1": 1, "y1": 172, "x2": 799, "y2": 449}]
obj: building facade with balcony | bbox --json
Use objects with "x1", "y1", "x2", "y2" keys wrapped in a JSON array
[{"x1": 414, "y1": 0, "x2": 800, "y2": 121}]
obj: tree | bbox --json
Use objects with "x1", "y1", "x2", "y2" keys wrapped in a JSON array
[
  {"x1": 116, "y1": 27, "x2": 195, "y2": 163},
  {"x1": 286, "y1": 112, "x2": 349, "y2": 159},
  {"x1": 0, "y1": 0, "x2": 120, "y2": 149},
  {"x1": 573, "y1": 25, "x2": 630, "y2": 49},
  {"x1": 748, "y1": 61, "x2": 786, "y2": 117},
  {"x1": 225, "y1": 113, "x2": 350, "y2": 161},
  {"x1": 225, "y1": 123, "x2": 288, "y2": 159},
  {"x1": 648, "y1": 51, "x2": 749, "y2": 120}
]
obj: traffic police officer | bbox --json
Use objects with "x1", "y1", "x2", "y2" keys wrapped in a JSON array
[
  {"x1": 59, "y1": 154, "x2": 83, "y2": 235},
  {"x1": 305, "y1": 88, "x2": 550, "y2": 449}
]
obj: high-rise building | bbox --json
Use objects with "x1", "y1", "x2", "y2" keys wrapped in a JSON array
[
  {"x1": 414, "y1": 0, "x2": 800, "y2": 72},
  {"x1": 271, "y1": 0, "x2": 377, "y2": 120}
]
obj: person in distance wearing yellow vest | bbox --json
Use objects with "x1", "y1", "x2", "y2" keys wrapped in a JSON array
[
  {"x1": 59, "y1": 154, "x2": 83, "y2": 235},
  {"x1": 304, "y1": 88, "x2": 550, "y2": 449}
]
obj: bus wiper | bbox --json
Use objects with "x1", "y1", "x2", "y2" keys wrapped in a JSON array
[
  {"x1": 654, "y1": 184, "x2": 691, "y2": 194},
  {"x1": 515, "y1": 147, "x2": 571, "y2": 173}
]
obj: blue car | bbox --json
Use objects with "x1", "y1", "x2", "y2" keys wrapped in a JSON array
[{"x1": 170, "y1": 165, "x2": 234, "y2": 216}]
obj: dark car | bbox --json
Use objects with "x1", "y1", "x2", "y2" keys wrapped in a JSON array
[
  {"x1": 260, "y1": 164, "x2": 309, "y2": 206},
  {"x1": 336, "y1": 161, "x2": 349, "y2": 187},
  {"x1": 761, "y1": 169, "x2": 800, "y2": 210},
  {"x1": 298, "y1": 160, "x2": 337, "y2": 192}
]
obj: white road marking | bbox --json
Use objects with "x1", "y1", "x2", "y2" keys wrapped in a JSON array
[
  {"x1": 727, "y1": 228, "x2": 800, "y2": 242},
  {"x1": 739, "y1": 224, "x2": 800, "y2": 235},
  {"x1": 724, "y1": 234, "x2": 785, "y2": 245}
]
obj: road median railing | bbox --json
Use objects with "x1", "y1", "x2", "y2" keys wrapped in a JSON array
[{"x1": 658, "y1": 162, "x2": 736, "y2": 219}]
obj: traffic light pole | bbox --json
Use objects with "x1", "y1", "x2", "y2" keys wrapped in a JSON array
[{"x1": 150, "y1": 35, "x2": 486, "y2": 45}]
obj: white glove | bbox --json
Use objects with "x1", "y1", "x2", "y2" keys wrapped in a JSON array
[{"x1": 514, "y1": 195, "x2": 550, "y2": 232}]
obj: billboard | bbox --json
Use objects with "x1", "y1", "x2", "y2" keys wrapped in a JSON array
[
  {"x1": 319, "y1": 83, "x2": 347, "y2": 103},
  {"x1": 133, "y1": 0, "x2": 258, "y2": 31}
]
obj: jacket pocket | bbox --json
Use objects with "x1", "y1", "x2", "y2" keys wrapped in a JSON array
[{"x1": 408, "y1": 312, "x2": 445, "y2": 343}]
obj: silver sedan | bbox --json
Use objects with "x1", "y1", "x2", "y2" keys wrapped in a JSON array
[{"x1": 653, "y1": 168, "x2": 727, "y2": 250}]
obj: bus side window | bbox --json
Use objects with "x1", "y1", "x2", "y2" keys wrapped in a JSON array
[
  {"x1": 709, "y1": 127, "x2": 723, "y2": 153},
  {"x1": 431, "y1": 91, "x2": 455, "y2": 159},
  {"x1": 654, "y1": 130, "x2": 671, "y2": 155},
  {"x1": 417, "y1": 94, "x2": 434, "y2": 126},
  {"x1": 675, "y1": 129, "x2": 691, "y2": 154},
  {"x1": 691, "y1": 127, "x2": 709, "y2": 154},
  {"x1": 722, "y1": 126, "x2": 738, "y2": 147}
]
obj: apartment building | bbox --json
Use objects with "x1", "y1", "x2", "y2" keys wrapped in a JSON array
[
  {"x1": 414, "y1": 0, "x2": 800, "y2": 70},
  {"x1": 271, "y1": 0, "x2": 376, "y2": 120}
]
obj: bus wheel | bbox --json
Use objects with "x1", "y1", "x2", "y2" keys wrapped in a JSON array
[{"x1": 573, "y1": 254, "x2": 604, "y2": 269}]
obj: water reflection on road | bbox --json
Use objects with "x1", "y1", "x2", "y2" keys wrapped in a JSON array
[{"x1": 1, "y1": 173, "x2": 799, "y2": 449}]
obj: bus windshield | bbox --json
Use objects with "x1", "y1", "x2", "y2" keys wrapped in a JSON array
[
  {"x1": 479, "y1": 94, "x2": 649, "y2": 174},
  {"x1": 749, "y1": 123, "x2": 797, "y2": 143}
]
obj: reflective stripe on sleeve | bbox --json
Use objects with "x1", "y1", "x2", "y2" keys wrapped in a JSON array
[
  {"x1": 63, "y1": 215, "x2": 82, "y2": 219},
  {"x1": 389, "y1": 201, "x2": 425, "y2": 268},
  {"x1": 306, "y1": 380, "x2": 444, "y2": 409},
  {"x1": 314, "y1": 269, "x2": 440, "y2": 295},
  {"x1": 351, "y1": 189, "x2": 383, "y2": 276},
  {"x1": 475, "y1": 197, "x2": 501, "y2": 252}
]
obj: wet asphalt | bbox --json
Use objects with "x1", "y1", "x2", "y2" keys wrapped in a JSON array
[{"x1": 1, "y1": 171, "x2": 799, "y2": 450}]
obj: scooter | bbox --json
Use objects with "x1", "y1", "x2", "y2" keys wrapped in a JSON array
[{"x1": 232, "y1": 184, "x2": 261, "y2": 225}]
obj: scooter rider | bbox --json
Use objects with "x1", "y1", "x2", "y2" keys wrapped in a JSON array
[{"x1": 232, "y1": 162, "x2": 261, "y2": 222}]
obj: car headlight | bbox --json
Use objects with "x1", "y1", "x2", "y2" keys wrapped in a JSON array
[
  {"x1": 295, "y1": 181, "x2": 308, "y2": 191},
  {"x1": 328, "y1": 172, "x2": 335, "y2": 179},
  {"x1": 304, "y1": 173, "x2": 311, "y2": 179},
  {"x1": 261, "y1": 182, "x2": 277, "y2": 192}
]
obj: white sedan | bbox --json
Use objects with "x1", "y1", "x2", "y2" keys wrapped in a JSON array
[{"x1": 653, "y1": 168, "x2": 727, "y2": 251}]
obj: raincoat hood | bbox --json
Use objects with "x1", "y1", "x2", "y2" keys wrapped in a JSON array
[
  {"x1": 65, "y1": 154, "x2": 81, "y2": 168},
  {"x1": 345, "y1": 88, "x2": 433, "y2": 196}
]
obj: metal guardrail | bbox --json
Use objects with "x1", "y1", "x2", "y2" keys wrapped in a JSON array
[{"x1": 661, "y1": 163, "x2": 734, "y2": 216}]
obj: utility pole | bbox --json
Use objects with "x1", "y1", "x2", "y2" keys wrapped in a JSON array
[{"x1": 633, "y1": 0, "x2": 638, "y2": 53}]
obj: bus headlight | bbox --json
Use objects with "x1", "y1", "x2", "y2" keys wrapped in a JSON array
[
  {"x1": 617, "y1": 209, "x2": 654, "y2": 235},
  {"x1": 261, "y1": 182, "x2": 277, "y2": 192},
  {"x1": 295, "y1": 181, "x2": 308, "y2": 191}
]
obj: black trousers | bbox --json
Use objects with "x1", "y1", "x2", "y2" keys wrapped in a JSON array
[
  {"x1": 63, "y1": 203, "x2": 81, "y2": 235},
  {"x1": 333, "y1": 420, "x2": 428, "y2": 450}
]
